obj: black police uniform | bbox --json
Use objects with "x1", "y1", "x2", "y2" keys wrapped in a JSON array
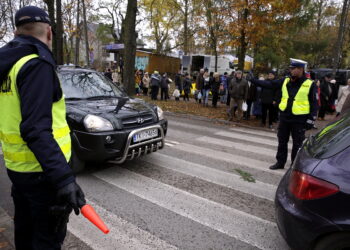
[
  {"x1": 251, "y1": 75, "x2": 318, "y2": 169},
  {"x1": 0, "y1": 6, "x2": 85, "y2": 250}
]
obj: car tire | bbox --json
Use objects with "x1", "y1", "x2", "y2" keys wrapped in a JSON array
[
  {"x1": 314, "y1": 232, "x2": 350, "y2": 250},
  {"x1": 70, "y1": 149, "x2": 85, "y2": 173}
]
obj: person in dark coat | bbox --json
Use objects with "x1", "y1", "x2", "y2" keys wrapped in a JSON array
[
  {"x1": 211, "y1": 72, "x2": 221, "y2": 108},
  {"x1": 175, "y1": 70, "x2": 183, "y2": 93},
  {"x1": 160, "y1": 73, "x2": 170, "y2": 101},
  {"x1": 150, "y1": 71, "x2": 161, "y2": 100},
  {"x1": 228, "y1": 70, "x2": 249, "y2": 121},
  {"x1": 104, "y1": 68, "x2": 112, "y2": 81},
  {"x1": 183, "y1": 73, "x2": 192, "y2": 101},
  {"x1": 260, "y1": 71, "x2": 276, "y2": 128},
  {"x1": 244, "y1": 78, "x2": 257, "y2": 120},
  {"x1": 226, "y1": 71, "x2": 235, "y2": 107},
  {"x1": 195, "y1": 69, "x2": 204, "y2": 103},
  {"x1": 318, "y1": 73, "x2": 333, "y2": 120}
]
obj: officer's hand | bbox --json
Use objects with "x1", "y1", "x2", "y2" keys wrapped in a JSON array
[
  {"x1": 57, "y1": 182, "x2": 86, "y2": 215},
  {"x1": 305, "y1": 119, "x2": 315, "y2": 130}
]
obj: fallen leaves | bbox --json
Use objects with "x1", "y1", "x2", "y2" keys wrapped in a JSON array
[{"x1": 138, "y1": 96, "x2": 264, "y2": 128}]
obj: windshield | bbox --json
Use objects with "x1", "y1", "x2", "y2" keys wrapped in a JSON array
[
  {"x1": 58, "y1": 71, "x2": 126, "y2": 99},
  {"x1": 306, "y1": 112, "x2": 350, "y2": 158}
]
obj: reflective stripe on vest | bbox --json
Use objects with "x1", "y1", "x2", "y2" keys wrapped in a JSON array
[
  {"x1": 0, "y1": 54, "x2": 71, "y2": 172},
  {"x1": 279, "y1": 78, "x2": 312, "y2": 115}
]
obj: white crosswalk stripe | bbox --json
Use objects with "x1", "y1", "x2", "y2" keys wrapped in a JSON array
[
  {"x1": 165, "y1": 140, "x2": 180, "y2": 147},
  {"x1": 93, "y1": 167, "x2": 287, "y2": 250},
  {"x1": 68, "y1": 200, "x2": 178, "y2": 250},
  {"x1": 196, "y1": 136, "x2": 277, "y2": 157},
  {"x1": 169, "y1": 142, "x2": 285, "y2": 175},
  {"x1": 142, "y1": 153, "x2": 277, "y2": 201},
  {"x1": 67, "y1": 116, "x2": 290, "y2": 250}
]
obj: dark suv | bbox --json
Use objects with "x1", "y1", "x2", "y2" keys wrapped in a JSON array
[{"x1": 57, "y1": 66, "x2": 167, "y2": 172}]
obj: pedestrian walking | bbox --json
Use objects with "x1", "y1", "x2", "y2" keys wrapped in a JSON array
[
  {"x1": 318, "y1": 73, "x2": 333, "y2": 120},
  {"x1": 228, "y1": 70, "x2": 248, "y2": 121},
  {"x1": 244, "y1": 78, "x2": 257, "y2": 120},
  {"x1": 260, "y1": 71, "x2": 276, "y2": 128},
  {"x1": 183, "y1": 73, "x2": 192, "y2": 101},
  {"x1": 196, "y1": 69, "x2": 204, "y2": 104},
  {"x1": 0, "y1": 6, "x2": 86, "y2": 249},
  {"x1": 211, "y1": 72, "x2": 221, "y2": 108},
  {"x1": 150, "y1": 71, "x2": 161, "y2": 100},
  {"x1": 160, "y1": 73, "x2": 170, "y2": 101},
  {"x1": 175, "y1": 70, "x2": 183, "y2": 94},
  {"x1": 142, "y1": 72, "x2": 150, "y2": 96},
  {"x1": 104, "y1": 68, "x2": 112, "y2": 81},
  {"x1": 112, "y1": 70, "x2": 119, "y2": 85},
  {"x1": 251, "y1": 59, "x2": 318, "y2": 170},
  {"x1": 202, "y1": 71, "x2": 211, "y2": 106},
  {"x1": 220, "y1": 72, "x2": 228, "y2": 103}
]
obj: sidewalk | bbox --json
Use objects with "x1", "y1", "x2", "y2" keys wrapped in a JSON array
[{"x1": 0, "y1": 207, "x2": 14, "y2": 250}]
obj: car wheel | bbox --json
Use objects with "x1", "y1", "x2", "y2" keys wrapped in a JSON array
[
  {"x1": 314, "y1": 232, "x2": 350, "y2": 250},
  {"x1": 70, "y1": 149, "x2": 85, "y2": 173}
]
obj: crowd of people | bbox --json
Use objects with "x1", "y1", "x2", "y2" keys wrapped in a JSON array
[{"x1": 103, "y1": 66, "x2": 350, "y2": 128}]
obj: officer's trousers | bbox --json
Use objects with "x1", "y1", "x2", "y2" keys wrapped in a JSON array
[
  {"x1": 276, "y1": 120, "x2": 305, "y2": 166},
  {"x1": 8, "y1": 170, "x2": 67, "y2": 250}
]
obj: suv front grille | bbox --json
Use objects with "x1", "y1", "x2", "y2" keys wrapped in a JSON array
[{"x1": 122, "y1": 114, "x2": 154, "y2": 128}]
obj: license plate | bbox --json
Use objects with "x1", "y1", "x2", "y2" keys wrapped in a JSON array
[{"x1": 133, "y1": 129, "x2": 158, "y2": 142}]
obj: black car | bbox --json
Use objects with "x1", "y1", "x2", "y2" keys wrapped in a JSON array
[
  {"x1": 310, "y1": 68, "x2": 350, "y2": 86},
  {"x1": 275, "y1": 113, "x2": 350, "y2": 250},
  {"x1": 57, "y1": 66, "x2": 167, "y2": 172}
]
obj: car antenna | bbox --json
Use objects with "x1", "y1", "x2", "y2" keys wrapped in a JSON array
[{"x1": 114, "y1": 97, "x2": 129, "y2": 114}]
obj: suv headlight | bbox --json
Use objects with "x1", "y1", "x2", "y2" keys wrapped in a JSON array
[
  {"x1": 83, "y1": 114, "x2": 114, "y2": 132},
  {"x1": 157, "y1": 106, "x2": 164, "y2": 120}
]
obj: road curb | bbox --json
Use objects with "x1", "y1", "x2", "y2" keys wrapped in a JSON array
[{"x1": 0, "y1": 206, "x2": 14, "y2": 249}]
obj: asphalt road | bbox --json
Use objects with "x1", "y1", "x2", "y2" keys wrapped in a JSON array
[{"x1": 1, "y1": 114, "x2": 324, "y2": 249}]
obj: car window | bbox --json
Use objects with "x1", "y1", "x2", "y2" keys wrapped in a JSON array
[
  {"x1": 58, "y1": 71, "x2": 126, "y2": 99},
  {"x1": 307, "y1": 113, "x2": 350, "y2": 159}
]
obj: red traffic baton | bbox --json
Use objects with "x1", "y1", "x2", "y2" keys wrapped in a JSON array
[{"x1": 81, "y1": 204, "x2": 110, "y2": 234}]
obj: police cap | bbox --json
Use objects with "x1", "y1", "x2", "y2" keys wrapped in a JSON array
[
  {"x1": 289, "y1": 58, "x2": 307, "y2": 68},
  {"x1": 15, "y1": 6, "x2": 51, "y2": 27}
]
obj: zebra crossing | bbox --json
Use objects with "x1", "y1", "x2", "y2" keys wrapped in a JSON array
[{"x1": 67, "y1": 116, "x2": 291, "y2": 250}]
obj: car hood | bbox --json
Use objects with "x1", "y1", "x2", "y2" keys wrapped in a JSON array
[{"x1": 66, "y1": 98, "x2": 157, "y2": 130}]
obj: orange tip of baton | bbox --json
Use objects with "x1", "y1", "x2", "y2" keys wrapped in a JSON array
[{"x1": 81, "y1": 204, "x2": 110, "y2": 234}]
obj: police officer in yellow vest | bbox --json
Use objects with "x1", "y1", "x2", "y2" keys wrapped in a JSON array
[
  {"x1": 0, "y1": 6, "x2": 85, "y2": 249},
  {"x1": 251, "y1": 59, "x2": 317, "y2": 170}
]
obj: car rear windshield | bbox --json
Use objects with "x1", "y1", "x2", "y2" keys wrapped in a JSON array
[
  {"x1": 58, "y1": 71, "x2": 126, "y2": 99},
  {"x1": 307, "y1": 113, "x2": 350, "y2": 159}
]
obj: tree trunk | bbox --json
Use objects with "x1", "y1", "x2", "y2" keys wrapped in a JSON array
[
  {"x1": 238, "y1": 5, "x2": 248, "y2": 71},
  {"x1": 44, "y1": 0, "x2": 57, "y2": 59},
  {"x1": 56, "y1": 0, "x2": 64, "y2": 64},
  {"x1": 333, "y1": 0, "x2": 349, "y2": 74},
  {"x1": 74, "y1": 0, "x2": 81, "y2": 66},
  {"x1": 183, "y1": 0, "x2": 189, "y2": 55},
  {"x1": 123, "y1": 0, "x2": 137, "y2": 96},
  {"x1": 82, "y1": 0, "x2": 90, "y2": 67}
]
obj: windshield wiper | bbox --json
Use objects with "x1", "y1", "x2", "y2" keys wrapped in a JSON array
[
  {"x1": 86, "y1": 95, "x2": 116, "y2": 100},
  {"x1": 65, "y1": 97, "x2": 86, "y2": 100}
]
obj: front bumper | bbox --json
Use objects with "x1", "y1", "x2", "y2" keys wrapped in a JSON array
[
  {"x1": 71, "y1": 120, "x2": 167, "y2": 163},
  {"x1": 275, "y1": 170, "x2": 338, "y2": 250}
]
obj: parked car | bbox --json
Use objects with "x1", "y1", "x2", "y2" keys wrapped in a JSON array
[
  {"x1": 57, "y1": 66, "x2": 167, "y2": 172},
  {"x1": 275, "y1": 112, "x2": 350, "y2": 250}
]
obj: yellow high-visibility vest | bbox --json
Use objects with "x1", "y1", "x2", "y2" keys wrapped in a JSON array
[
  {"x1": 0, "y1": 54, "x2": 71, "y2": 172},
  {"x1": 279, "y1": 77, "x2": 313, "y2": 115}
]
